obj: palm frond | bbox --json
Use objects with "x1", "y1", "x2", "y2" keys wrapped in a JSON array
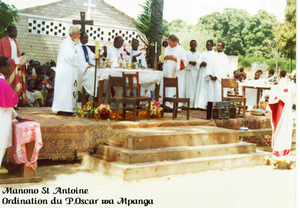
[{"x1": 134, "y1": 0, "x2": 154, "y2": 45}]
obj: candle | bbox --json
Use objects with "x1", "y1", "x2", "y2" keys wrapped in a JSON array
[
  {"x1": 95, "y1": 42, "x2": 99, "y2": 58},
  {"x1": 160, "y1": 47, "x2": 165, "y2": 62},
  {"x1": 155, "y1": 42, "x2": 157, "y2": 54}
]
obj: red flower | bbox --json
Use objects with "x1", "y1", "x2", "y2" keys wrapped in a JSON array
[{"x1": 100, "y1": 108, "x2": 109, "y2": 114}]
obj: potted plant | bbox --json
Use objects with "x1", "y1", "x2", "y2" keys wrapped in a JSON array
[
  {"x1": 94, "y1": 103, "x2": 112, "y2": 120},
  {"x1": 145, "y1": 100, "x2": 163, "y2": 118},
  {"x1": 75, "y1": 101, "x2": 94, "y2": 118}
]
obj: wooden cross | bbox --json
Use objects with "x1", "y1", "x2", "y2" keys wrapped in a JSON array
[{"x1": 72, "y1": 12, "x2": 93, "y2": 33}]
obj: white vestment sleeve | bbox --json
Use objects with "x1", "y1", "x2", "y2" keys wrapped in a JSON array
[{"x1": 88, "y1": 47, "x2": 95, "y2": 64}]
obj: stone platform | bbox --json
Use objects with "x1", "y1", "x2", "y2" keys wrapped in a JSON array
[
  {"x1": 82, "y1": 125, "x2": 266, "y2": 180},
  {"x1": 16, "y1": 108, "x2": 215, "y2": 159},
  {"x1": 16, "y1": 107, "x2": 268, "y2": 181}
]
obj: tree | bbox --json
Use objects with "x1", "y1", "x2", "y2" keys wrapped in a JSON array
[
  {"x1": 162, "y1": 19, "x2": 169, "y2": 37},
  {"x1": 198, "y1": 8, "x2": 277, "y2": 57},
  {"x1": 275, "y1": 0, "x2": 296, "y2": 72},
  {"x1": 265, "y1": 39, "x2": 282, "y2": 72},
  {"x1": 198, "y1": 8, "x2": 250, "y2": 55},
  {"x1": 0, "y1": 1, "x2": 18, "y2": 38},
  {"x1": 168, "y1": 19, "x2": 215, "y2": 51},
  {"x1": 242, "y1": 10, "x2": 277, "y2": 57},
  {"x1": 148, "y1": 0, "x2": 164, "y2": 68},
  {"x1": 132, "y1": 0, "x2": 154, "y2": 45}
]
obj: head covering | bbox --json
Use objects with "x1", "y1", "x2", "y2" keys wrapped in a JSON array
[{"x1": 114, "y1": 35, "x2": 122, "y2": 39}]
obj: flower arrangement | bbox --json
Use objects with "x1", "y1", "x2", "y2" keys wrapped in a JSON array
[
  {"x1": 94, "y1": 103, "x2": 112, "y2": 120},
  {"x1": 75, "y1": 101, "x2": 94, "y2": 117},
  {"x1": 145, "y1": 100, "x2": 163, "y2": 118}
]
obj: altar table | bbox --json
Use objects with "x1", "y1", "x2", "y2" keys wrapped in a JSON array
[
  {"x1": 97, "y1": 68, "x2": 164, "y2": 105},
  {"x1": 240, "y1": 82, "x2": 295, "y2": 107}
]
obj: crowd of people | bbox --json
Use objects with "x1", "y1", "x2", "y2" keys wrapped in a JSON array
[
  {"x1": 24, "y1": 60, "x2": 56, "y2": 107},
  {"x1": 0, "y1": 24, "x2": 297, "y2": 170},
  {"x1": 1, "y1": 25, "x2": 297, "y2": 114}
]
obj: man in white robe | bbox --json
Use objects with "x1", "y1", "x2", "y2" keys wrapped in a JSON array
[
  {"x1": 194, "y1": 40, "x2": 216, "y2": 109},
  {"x1": 105, "y1": 36, "x2": 128, "y2": 102},
  {"x1": 76, "y1": 32, "x2": 96, "y2": 98},
  {"x1": 107, "y1": 36, "x2": 127, "y2": 68},
  {"x1": 130, "y1": 39, "x2": 147, "y2": 68},
  {"x1": 159, "y1": 35, "x2": 187, "y2": 108},
  {"x1": 206, "y1": 42, "x2": 230, "y2": 102},
  {"x1": 52, "y1": 26, "x2": 90, "y2": 115},
  {"x1": 129, "y1": 38, "x2": 150, "y2": 98},
  {"x1": 269, "y1": 84, "x2": 295, "y2": 168},
  {"x1": 185, "y1": 40, "x2": 201, "y2": 108}
]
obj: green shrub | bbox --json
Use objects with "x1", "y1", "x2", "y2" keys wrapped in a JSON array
[{"x1": 238, "y1": 56, "x2": 296, "y2": 73}]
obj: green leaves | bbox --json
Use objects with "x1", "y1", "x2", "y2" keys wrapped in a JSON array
[
  {"x1": 0, "y1": 2, "x2": 18, "y2": 38},
  {"x1": 132, "y1": 0, "x2": 154, "y2": 45}
]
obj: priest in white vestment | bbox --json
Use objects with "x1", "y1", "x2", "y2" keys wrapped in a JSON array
[
  {"x1": 130, "y1": 38, "x2": 149, "y2": 97},
  {"x1": 159, "y1": 35, "x2": 187, "y2": 108},
  {"x1": 105, "y1": 36, "x2": 128, "y2": 101},
  {"x1": 130, "y1": 39, "x2": 147, "y2": 68},
  {"x1": 52, "y1": 26, "x2": 91, "y2": 115},
  {"x1": 269, "y1": 84, "x2": 295, "y2": 167},
  {"x1": 107, "y1": 36, "x2": 127, "y2": 68},
  {"x1": 76, "y1": 32, "x2": 96, "y2": 97},
  {"x1": 206, "y1": 42, "x2": 230, "y2": 102},
  {"x1": 194, "y1": 40, "x2": 216, "y2": 109},
  {"x1": 185, "y1": 40, "x2": 201, "y2": 108},
  {"x1": 0, "y1": 57, "x2": 25, "y2": 167}
]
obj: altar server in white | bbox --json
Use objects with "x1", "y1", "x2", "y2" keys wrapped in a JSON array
[
  {"x1": 206, "y1": 41, "x2": 230, "y2": 102},
  {"x1": 185, "y1": 40, "x2": 201, "y2": 108},
  {"x1": 52, "y1": 26, "x2": 90, "y2": 115},
  {"x1": 130, "y1": 38, "x2": 150, "y2": 97},
  {"x1": 159, "y1": 35, "x2": 187, "y2": 108},
  {"x1": 194, "y1": 40, "x2": 216, "y2": 109},
  {"x1": 76, "y1": 32, "x2": 96, "y2": 97},
  {"x1": 107, "y1": 36, "x2": 127, "y2": 68},
  {"x1": 130, "y1": 38, "x2": 147, "y2": 68}
]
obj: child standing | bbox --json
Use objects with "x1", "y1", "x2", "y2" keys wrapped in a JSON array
[
  {"x1": 45, "y1": 69, "x2": 55, "y2": 107},
  {"x1": 26, "y1": 79, "x2": 39, "y2": 107},
  {"x1": 25, "y1": 65, "x2": 33, "y2": 88},
  {"x1": 0, "y1": 56, "x2": 25, "y2": 167},
  {"x1": 34, "y1": 80, "x2": 44, "y2": 107}
]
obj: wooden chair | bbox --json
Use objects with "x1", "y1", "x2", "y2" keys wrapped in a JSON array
[
  {"x1": 161, "y1": 77, "x2": 190, "y2": 120},
  {"x1": 124, "y1": 72, "x2": 151, "y2": 120},
  {"x1": 108, "y1": 74, "x2": 137, "y2": 121},
  {"x1": 221, "y1": 78, "x2": 246, "y2": 117}
]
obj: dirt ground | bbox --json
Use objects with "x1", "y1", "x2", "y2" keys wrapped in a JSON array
[{"x1": 0, "y1": 148, "x2": 297, "y2": 208}]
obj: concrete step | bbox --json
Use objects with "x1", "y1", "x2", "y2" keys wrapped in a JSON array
[
  {"x1": 95, "y1": 142, "x2": 257, "y2": 164},
  {"x1": 82, "y1": 151, "x2": 267, "y2": 181},
  {"x1": 109, "y1": 126, "x2": 239, "y2": 149}
]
